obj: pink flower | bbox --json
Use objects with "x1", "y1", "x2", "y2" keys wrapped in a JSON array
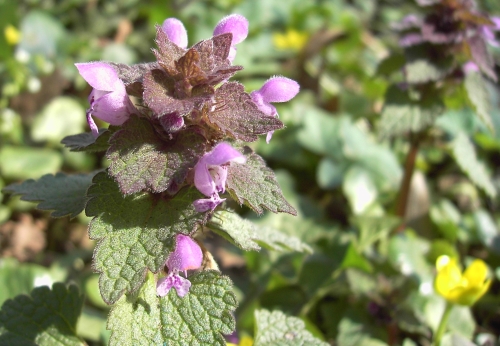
[
  {"x1": 250, "y1": 76, "x2": 300, "y2": 143},
  {"x1": 481, "y1": 17, "x2": 500, "y2": 47},
  {"x1": 75, "y1": 62, "x2": 135, "y2": 137},
  {"x1": 213, "y1": 14, "x2": 249, "y2": 62},
  {"x1": 192, "y1": 142, "x2": 246, "y2": 212},
  {"x1": 156, "y1": 234, "x2": 203, "y2": 298},
  {"x1": 161, "y1": 18, "x2": 188, "y2": 49}
]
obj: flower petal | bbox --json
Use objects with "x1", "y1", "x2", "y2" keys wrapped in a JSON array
[
  {"x1": 91, "y1": 91, "x2": 133, "y2": 125},
  {"x1": 173, "y1": 274, "x2": 192, "y2": 297},
  {"x1": 213, "y1": 14, "x2": 249, "y2": 45},
  {"x1": 463, "y1": 259, "x2": 489, "y2": 287},
  {"x1": 204, "y1": 142, "x2": 246, "y2": 166},
  {"x1": 256, "y1": 76, "x2": 300, "y2": 103},
  {"x1": 193, "y1": 196, "x2": 225, "y2": 212},
  {"x1": 166, "y1": 234, "x2": 203, "y2": 272},
  {"x1": 162, "y1": 18, "x2": 188, "y2": 49},
  {"x1": 194, "y1": 158, "x2": 217, "y2": 197},
  {"x1": 75, "y1": 62, "x2": 123, "y2": 92}
]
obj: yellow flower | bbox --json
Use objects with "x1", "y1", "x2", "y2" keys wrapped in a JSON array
[
  {"x1": 226, "y1": 336, "x2": 253, "y2": 346},
  {"x1": 4, "y1": 24, "x2": 21, "y2": 45},
  {"x1": 434, "y1": 255, "x2": 491, "y2": 306},
  {"x1": 273, "y1": 29, "x2": 308, "y2": 51}
]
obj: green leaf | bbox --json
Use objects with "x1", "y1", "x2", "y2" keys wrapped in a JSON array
[
  {"x1": 61, "y1": 128, "x2": 115, "y2": 153},
  {"x1": 336, "y1": 308, "x2": 388, "y2": 346},
  {"x1": 450, "y1": 133, "x2": 496, "y2": 198},
  {"x1": 107, "y1": 115, "x2": 207, "y2": 195},
  {"x1": 85, "y1": 171, "x2": 209, "y2": 304},
  {"x1": 379, "y1": 85, "x2": 444, "y2": 138},
  {"x1": 0, "y1": 283, "x2": 85, "y2": 346},
  {"x1": 208, "y1": 211, "x2": 311, "y2": 253},
  {"x1": 31, "y1": 97, "x2": 86, "y2": 144},
  {"x1": 226, "y1": 149, "x2": 297, "y2": 215},
  {"x1": 108, "y1": 271, "x2": 237, "y2": 346},
  {"x1": 464, "y1": 72, "x2": 493, "y2": 131},
  {"x1": 254, "y1": 309, "x2": 328, "y2": 346},
  {"x1": 0, "y1": 258, "x2": 66, "y2": 306},
  {"x1": 161, "y1": 271, "x2": 237, "y2": 345},
  {"x1": 404, "y1": 58, "x2": 453, "y2": 84},
  {"x1": 3, "y1": 172, "x2": 96, "y2": 218},
  {"x1": 0, "y1": 146, "x2": 62, "y2": 180}
]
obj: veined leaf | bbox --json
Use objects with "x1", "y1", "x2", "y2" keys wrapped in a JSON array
[
  {"x1": 0, "y1": 283, "x2": 84, "y2": 346},
  {"x1": 226, "y1": 148, "x2": 296, "y2": 216},
  {"x1": 254, "y1": 309, "x2": 328, "y2": 346},
  {"x1": 451, "y1": 133, "x2": 496, "y2": 198},
  {"x1": 3, "y1": 171, "x2": 96, "y2": 218},
  {"x1": 85, "y1": 171, "x2": 209, "y2": 304},
  {"x1": 108, "y1": 271, "x2": 236, "y2": 346},
  {"x1": 208, "y1": 210, "x2": 311, "y2": 253},
  {"x1": 107, "y1": 115, "x2": 207, "y2": 195}
]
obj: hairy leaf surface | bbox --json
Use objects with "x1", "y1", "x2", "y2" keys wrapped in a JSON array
[
  {"x1": 208, "y1": 82, "x2": 283, "y2": 142},
  {"x1": 208, "y1": 211, "x2": 311, "y2": 253},
  {"x1": 226, "y1": 149, "x2": 296, "y2": 215},
  {"x1": 3, "y1": 172, "x2": 96, "y2": 218},
  {"x1": 254, "y1": 309, "x2": 328, "y2": 346},
  {"x1": 61, "y1": 128, "x2": 115, "y2": 152},
  {"x1": 107, "y1": 115, "x2": 207, "y2": 195},
  {"x1": 0, "y1": 283, "x2": 84, "y2": 346},
  {"x1": 85, "y1": 172, "x2": 209, "y2": 304},
  {"x1": 109, "y1": 271, "x2": 236, "y2": 346}
]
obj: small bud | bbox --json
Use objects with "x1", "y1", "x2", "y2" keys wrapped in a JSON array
[
  {"x1": 162, "y1": 18, "x2": 188, "y2": 48},
  {"x1": 159, "y1": 112, "x2": 184, "y2": 133},
  {"x1": 213, "y1": 14, "x2": 249, "y2": 45}
]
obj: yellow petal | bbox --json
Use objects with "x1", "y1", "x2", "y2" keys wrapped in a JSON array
[
  {"x1": 4, "y1": 24, "x2": 20, "y2": 45},
  {"x1": 463, "y1": 259, "x2": 488, "y2": 287},
  {"x1": 239, "y1": 336, "x2": 253, "y2": 346}
]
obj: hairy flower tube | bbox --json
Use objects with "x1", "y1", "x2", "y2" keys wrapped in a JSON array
[
  {"x1": 156, "y1": 234, "x2": 203, "y2": 297},
  {"x1": 434, "y1": 255, "x2": 491, "y2": 306},
  {"x1": 75, "y1": 62, "x2": 135, "y2": 137},
  {"x1": 193, "y1": 142, "x2": 246, "y2": 212},
  {"x1": 250, "y1": 76, "x2": 300, "y2": 143},
  {"x1": 213, "y1": 14, "x2": 249, "y2": 62},
  {"x1": 161, "y1": 17, "x2": 188, "y2": 49}
]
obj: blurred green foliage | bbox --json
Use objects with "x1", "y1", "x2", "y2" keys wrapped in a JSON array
[{"x1": 1, "y1": 0, "x2": 500, "y2": 345}]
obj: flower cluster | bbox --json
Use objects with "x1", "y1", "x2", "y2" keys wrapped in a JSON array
[
  {"x1": 75, "y1": 14, "x2": 299, "y2": 297},
  {"x1": 394, "y1": 2, "x2": 499, "y2": 81}
]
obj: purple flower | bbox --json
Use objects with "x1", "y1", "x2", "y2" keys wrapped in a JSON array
[
  {"x1": 162, "y1": 18, "x2": 188, "y2": 49},
  {"x1": 481, "y1": 17, "x2": 500, "y2": 47},
  {"x1": 250, "y1": 76, "x2": 300, "y2": 143},
  {"x1": 463, "y1": 61, "x2": 480, "y2": 74},
  {"x1": 213, "y1": 14, "x2": 249, "y2": 62},
  {"x1": 75, "y1": 62, "x2": 135, "y2": 137},
  {"x1": 193, "y1": 142, "x2": 246, "y2": 212},
  {"x1": 156, "y1": 234, "x2": 203, "y2": 298}
]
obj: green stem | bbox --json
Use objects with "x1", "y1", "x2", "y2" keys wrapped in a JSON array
[{"x1": 432, "y1": 302, "x2": 453, "y2": 346}]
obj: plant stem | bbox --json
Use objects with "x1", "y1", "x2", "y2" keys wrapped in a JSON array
[
  {"x1": 395, "y1": 136, "x2": 420, "y2": 232},
  {"x1": 432, "y1": 302, "x2": 453, "y2": 346}
]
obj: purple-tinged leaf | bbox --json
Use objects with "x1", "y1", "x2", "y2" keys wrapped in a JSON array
[
  {"x1": 143, "y1": 69, "x2": 211, "y2": 117},
  {"x1": 109, "y1": 62, "x2": 159, "y2": 97},
  {"x1": 85, "y1": 172, "x2": 209, "y2": 304},
  {"x1": 468, "y1": 35, "x2": 497, "y2": 82},
  {"x1": 207, "y1": 82, "x2": 283, "y2": 142},
  {"x1": 153, "y1": 26, "x2": 186, "y2": 76},
  {"x1": 225, "y1": 147, "x2": 296, "y2": 215},
  {"x1": 107, "y1": 115, "x2": 207, "y2": 195},
  {"x1": 61, "y1": 127, "x2": 116, "y2": 152}
]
